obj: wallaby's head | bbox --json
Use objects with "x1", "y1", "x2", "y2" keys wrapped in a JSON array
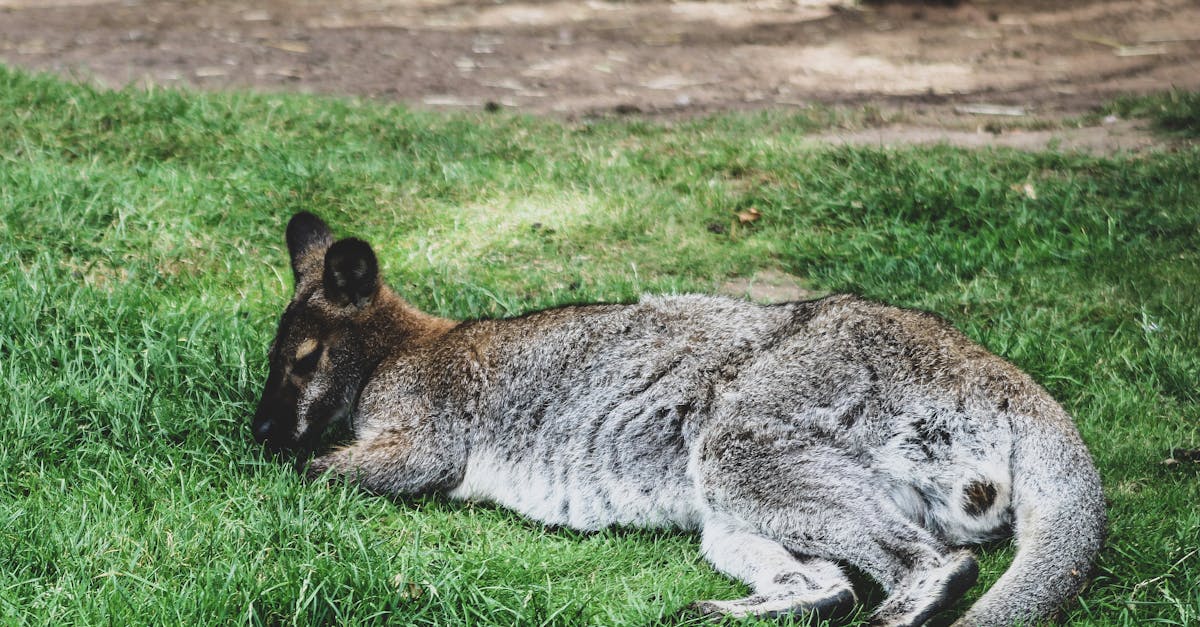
[{"x1": 252, "y1": 212, "x2": 395, "y2": 452}]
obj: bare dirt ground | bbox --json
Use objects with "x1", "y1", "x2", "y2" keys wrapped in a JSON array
[{"x1": 1, "y1": 0, "x2": 1198, "y2": 152}]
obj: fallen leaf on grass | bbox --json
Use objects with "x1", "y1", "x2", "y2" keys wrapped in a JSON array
[
  {"x1": 736, "y1": 207, "x2": 762, "y2": 224},
  {"x1": 391, "y1": 575, "x2": 425, "y2": 600},
  {"x1": 1010, "y1": 183, "x2": 1037, "y2": 200}
]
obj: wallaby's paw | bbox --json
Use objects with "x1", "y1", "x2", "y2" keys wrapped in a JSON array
[
  {"x1": 686, "y1": 586, "x2": 856, "y2": 622},
  {"x1": 870, "y1": 551, "x2": 978, "y2": 627}
]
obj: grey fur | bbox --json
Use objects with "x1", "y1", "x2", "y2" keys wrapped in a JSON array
[{"x1": 254, "y1": 213, "x2": 1106, "y2": 626}]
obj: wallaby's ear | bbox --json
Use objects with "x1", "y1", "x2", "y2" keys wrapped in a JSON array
[
  {"x1": 286, "y1": 212, "x2": 334, "y2": 282},
  {"x1": 323, "y1": 238, "x2": 379, "y2": 308}
]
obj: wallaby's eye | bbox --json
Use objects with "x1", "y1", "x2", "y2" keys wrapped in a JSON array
[{"x1": 292, "y1": 340, "x2": 322, "y2": 376}]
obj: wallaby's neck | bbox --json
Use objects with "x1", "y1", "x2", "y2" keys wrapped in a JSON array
[{"x1": 376, "y1": 288, "x2": 458, "y2": 347}]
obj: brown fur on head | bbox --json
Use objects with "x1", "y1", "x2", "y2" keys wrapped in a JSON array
[{"x1": 252, "y1": 212, "x2": 448, "y2": 452}]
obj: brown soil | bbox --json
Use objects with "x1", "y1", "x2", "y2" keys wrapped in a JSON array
[{"x1": 1, "y1": 0, "x2": 1198, "y2": 152}]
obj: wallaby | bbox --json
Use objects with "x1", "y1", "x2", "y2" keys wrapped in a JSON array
[{"x1": 253, "y1": 212, "x2": 1105, "y2": 626}]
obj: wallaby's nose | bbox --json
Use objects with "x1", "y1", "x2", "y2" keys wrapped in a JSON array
[{"x1": 253, "y1": 417, "x2": 273, "y2": 444}]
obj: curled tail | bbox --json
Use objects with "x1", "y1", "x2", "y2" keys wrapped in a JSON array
[{"x1": 957, "y1": 410, "x2": 1106, "y2": 626}]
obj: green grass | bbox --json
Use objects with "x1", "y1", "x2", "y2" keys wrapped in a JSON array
[
  {"x1": 1, "y1": 65, "x2": 1198, "y2": 625},
  {"x1": 1101, "y1": 89, "x2": 1200, "y2": 136}
]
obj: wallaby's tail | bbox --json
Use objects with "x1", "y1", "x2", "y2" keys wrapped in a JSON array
[{"x1": 956, "y1": 408, "x2": 1106, "y2": 626}]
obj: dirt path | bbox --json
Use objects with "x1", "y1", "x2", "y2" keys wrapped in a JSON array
[{"x1": 2, "y1": 0, "x2": 1198, "y2": 152}]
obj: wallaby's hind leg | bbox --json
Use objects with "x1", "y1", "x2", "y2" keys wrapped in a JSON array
[
  {"x1": 690, "y1": 514, "x2": 856, "y2": 620},
  {"x1": 696, "y1": 428, "x2": 978, "y2": 627},
  {"x1": 869, "y1": 551, "x2": 977, "y2": 627}
]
